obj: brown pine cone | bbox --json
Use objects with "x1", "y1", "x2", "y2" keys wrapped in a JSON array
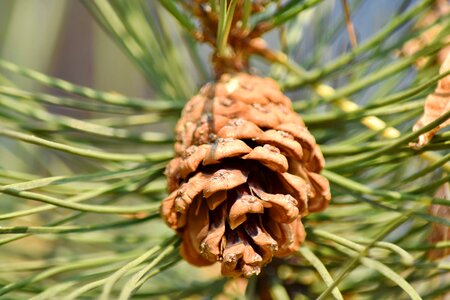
[{"x1": 161, "y1": 73, "x2": 330, "y2": 277}]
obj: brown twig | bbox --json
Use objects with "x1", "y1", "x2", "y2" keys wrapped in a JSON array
[{"x1": 340, "y1": 0, "x2": 358, "y2": 48}]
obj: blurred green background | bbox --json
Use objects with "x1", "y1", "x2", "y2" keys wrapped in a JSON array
[{"x1": 0, "y1": 0, "x2": 149, "y2": 96}]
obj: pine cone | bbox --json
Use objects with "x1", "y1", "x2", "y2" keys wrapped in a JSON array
[{"x1": 161, "y1": 73, "x2": 330, "y2": 277}]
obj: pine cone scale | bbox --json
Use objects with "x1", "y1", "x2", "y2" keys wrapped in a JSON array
[{"x1": 242, "y1": 145, "x2": 289, "y2": 173}]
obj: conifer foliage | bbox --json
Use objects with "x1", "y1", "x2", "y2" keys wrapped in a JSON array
[{"x1": 0, "y1": 0, "x2": 449, "y2": 299}]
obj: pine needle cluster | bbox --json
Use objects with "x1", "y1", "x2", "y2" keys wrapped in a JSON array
[{"x1": 0, "y1": 0, "x2": 449, "y2": 299}]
